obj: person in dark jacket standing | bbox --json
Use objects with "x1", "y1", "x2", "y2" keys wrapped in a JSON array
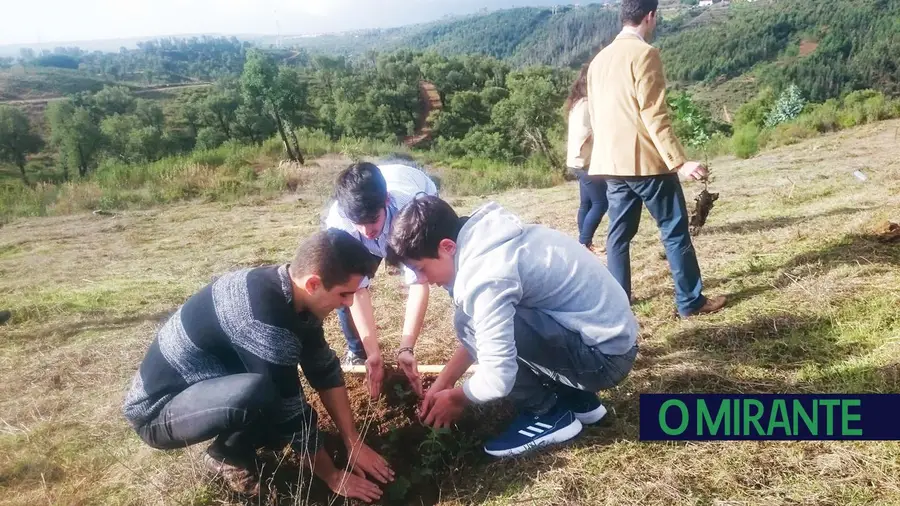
[{"x1": 123, "y1": 229, "x2": 394, "y2": 502}]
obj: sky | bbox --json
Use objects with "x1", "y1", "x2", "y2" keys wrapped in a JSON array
[{"x1": 0, "y1": 0, "x2": 568, "y2": 46}]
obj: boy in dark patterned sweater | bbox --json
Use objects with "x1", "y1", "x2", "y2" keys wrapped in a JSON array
[{"x1": 123, "y1": 230, "x2": 394, "y2": 502}]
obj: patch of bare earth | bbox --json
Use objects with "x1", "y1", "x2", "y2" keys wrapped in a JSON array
[{"x1": 799, "y1": 40, "x2": 819, "y2": 57}]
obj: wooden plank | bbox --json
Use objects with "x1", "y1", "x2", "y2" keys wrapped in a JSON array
[{"x1": 340, "y1": 364, "x2": 478, "y2": 375}]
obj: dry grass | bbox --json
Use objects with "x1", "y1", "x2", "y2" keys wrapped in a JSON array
[{"x1": 1, "y1": 120, "x2": 899, "y2": 505}]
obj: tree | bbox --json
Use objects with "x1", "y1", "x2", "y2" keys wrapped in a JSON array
[
  {"x1": 203, "y1": 87, "x2": 240, "y2": 140},
  {"x1": 34, "y1": 54, "x2": 80, "y2": 69},
  {"x1": 19, "y1": 48, "x2": 35, "y2": 63},
  {"x1": 274, "y1": 66, "x2": 314, "y2": 155},
  {"x1": 0, "y1": 106, "x2": 44, "y2": 184},
  {"x1": 667, "y1": 91, "x2": 716, "y2": 147},
  {"x1": 46, "y1": 100, "x2": 103, "y2": 178},
  {"x1": 240, "y1": 50, "x2": 304, "y2": 163},
  {"x1": 195, "y1": 126, "x2": 228, "y2": 150},
  {"x1": 91, "y1": 86, "x2": 137, "y2": 117},
  {"x1": 489, "y1": 66, "x2": 568, "y2": 170},
  {"x1": 232, "y1": 99, "x2": 275, "y2": 145},
  {"x1": 765, "y1": 84, "x2": 806, "y2": 128},
  {"x1": 734, "y1": 87, "x2": 776, "y2": 129},
  {"x1": 100, "y1": 114, "x2": 139, "y2": 162},
  {"x1": 432, "y1": 90, "x2": 491, "y2": 139},
  {"x1": 135, "y1": 99, "x2": 166, "y2": 132}
]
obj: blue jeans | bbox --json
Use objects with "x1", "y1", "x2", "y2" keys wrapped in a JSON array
[
  {"x1": 337, "y1": 306, "x2": 367, "y2": 358},
  {"x1": 337, "y1": 253, "x2": 384, "y2": 359},
  {"x1": 456, "y1": 307, "x2": 638, "y2": 415},
  {"x1": 573, "y1": 169, "x2": 609, "y2": 246},
  {"x1": 605, "y1": 174, "x2": 706, "y2": 316}
]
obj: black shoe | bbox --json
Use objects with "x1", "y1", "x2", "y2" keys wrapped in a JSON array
[{"x1": 0, "y1": 310, "x2": 10, "y2": 325}]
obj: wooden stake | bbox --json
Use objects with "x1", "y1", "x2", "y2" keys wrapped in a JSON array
[{"x1": 340, "y1": 364, "x2": 478, "y2": 375}]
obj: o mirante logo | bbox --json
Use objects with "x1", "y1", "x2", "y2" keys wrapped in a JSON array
[{"x1": 640, "y1": 394, "x2": 898, "y2": 441}]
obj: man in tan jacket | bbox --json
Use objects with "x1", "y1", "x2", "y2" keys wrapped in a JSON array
[{"x1": 587, "y1": 0, "x2": 725, "y2": 317}]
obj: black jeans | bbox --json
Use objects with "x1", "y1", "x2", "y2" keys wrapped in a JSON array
[{"x1": 135, "y1": 374, "x2": 287, "y2": 464}]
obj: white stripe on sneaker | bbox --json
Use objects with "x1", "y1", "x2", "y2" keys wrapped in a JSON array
[
  {"x1": 534, "y1": 422, "x2": 553, "y2": 429},
  {"x1": 486, "y1": 419, "x2": 584, "y2": 458},
  {"x1": 518, "y1": 430, "x2": 535, "y2": 437},
  {"x1": 526, "y1": 426, "x2": 545, "y2": 433}
]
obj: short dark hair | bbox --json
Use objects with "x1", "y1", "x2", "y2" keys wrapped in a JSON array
[
  {"x1": 621, "y1": 0, "x2": 658, "y2": 26},
  {"x1": 335, "y1": 162, "x2": 388, "y2": 224},
  {"x1": 388, "y1": 195, "x2": 464, "y2": 262},
  {"x1": 289, "y1": 229, "x2": 376, "y2": 289}
]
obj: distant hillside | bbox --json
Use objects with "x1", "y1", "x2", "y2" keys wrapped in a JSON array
[
  {"x1": 3, "y1": 0, "x2": 896, "y2": 118},
  {"x1": 660, "y1": 0, "x2": 900, "y2": 101},
  {"x1": 0, "y1": 66, "x2": 113, "y2": 101},
  {"x1": 284, "y1": 3, "x2": 622, "y2": 68}
]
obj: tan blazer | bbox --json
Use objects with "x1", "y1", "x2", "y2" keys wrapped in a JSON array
[{"x1": 587, "y1": 33, "x2": 687, "y2": 177}]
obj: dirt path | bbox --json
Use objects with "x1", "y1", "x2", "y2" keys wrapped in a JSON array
[{"x1": 403, "y1": 80, "x2": 442, "y2": 147}]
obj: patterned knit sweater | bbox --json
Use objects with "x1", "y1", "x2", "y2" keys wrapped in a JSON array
[{"x1": 122, "y1": 264, "x2": 343, "y2": 453}]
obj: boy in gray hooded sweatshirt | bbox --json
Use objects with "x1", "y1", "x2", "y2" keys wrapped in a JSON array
[{"x1": 387, "y1": 195, "x2": 639, "y2": 457}]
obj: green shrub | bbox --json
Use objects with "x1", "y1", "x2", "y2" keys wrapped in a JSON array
[
  {"x1": 187, "y1": 148, "x2": 228, "y2": 167},
  {"x1": 732, "y1": 124, "x2": 761, "y2": 159},
  {"x1": 802, "y1": 99, "x2": 841, "y2": 133},
  {"x1": 195, "y1": 127, "x2": 227, "y2": 151},
  {"x1": 734, "y1": 88, "x2": 776, "y2": 129},
  {"x1": 767, "y1": 122, "x2": 817, "y2": 147},
  {"x1": 440, "y1": 155, "x2": 560, "y2": 196},
  {"x1": 295, "y1": 128, "x2": 337, "y2": 158}
]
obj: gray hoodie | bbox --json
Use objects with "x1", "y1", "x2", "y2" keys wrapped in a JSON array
[{"x1": 453, "y1": 202, "x2": 638, "y2": 404}]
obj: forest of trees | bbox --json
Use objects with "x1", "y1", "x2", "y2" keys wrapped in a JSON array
[
  {"x1": 0, "y1": 49, "x2": 577, "y2": 184},
  {"x1": 265, "y1": 4, "x2": 624, "y2": 69},
  {"x1": 2, "y1": 0, "x2": 899, "y2": 188},
  {"x1": 659, "y1": 0, "x2": 900, "y2": 101},
  {"x1": 15, "y1": 37, "x2": 255, "y2": 85}
]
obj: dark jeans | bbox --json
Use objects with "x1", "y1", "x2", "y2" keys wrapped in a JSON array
[
  {"x1": 457, "y1": 307, "x2": 638, "y2": 415},
  {"x1": 337, "y1": 253, "x2": 384, "y2": 358},
  {"x1": 605, "y1": 174, "x2": 706, "y2": 316},
  {"x1": 135, "y1": 374, "x2": 302, "y2": 464},
  {"x1": 572, "y1": 168, "x2": 609, "y2": 247}
]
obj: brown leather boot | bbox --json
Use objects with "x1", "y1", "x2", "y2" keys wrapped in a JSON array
[
  {"x1": 684, "y1": 295, "x2": 727, "y2": 317},
  {"x1": 203, "y1": 452, "x2": 261, "y2": 496}
]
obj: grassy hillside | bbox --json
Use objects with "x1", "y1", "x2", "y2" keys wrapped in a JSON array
[
  {"x1": 0, "y1": 66, "x2": 115, "y2": 101},
  {"x1": 286, "y1": 4, "x2": 623, "y2": 67},
  {"x1": 0, "y1": 118, "x2": 898, "y2": 505},
  {"x1": 660, "y1": 0, "x2": 900, "y2": 102}
]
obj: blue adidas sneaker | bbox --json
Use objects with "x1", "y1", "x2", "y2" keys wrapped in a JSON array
[
  {"x1": 484, "y1": 406, "x2": 583, "y2": 458},
  {"x1": 559, "y1": 388, "x2": 608, "y2": 425}
]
